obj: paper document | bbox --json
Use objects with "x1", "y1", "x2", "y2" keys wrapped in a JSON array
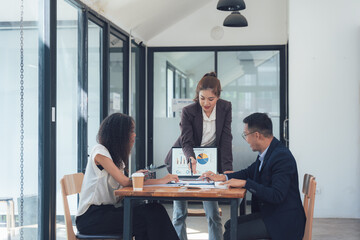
[
  {"x1": 144, "y1": 183, "x2": 185, "y2": 187},
  {"x1": 178, "y1": 180, "x2": 214, "y2": 185},
  {"x1": 145, "y1": 179, "x2": 214, "y2": 188},
  {"x1": 182, "y1": 185, "x2": 215, "y2": 189}
]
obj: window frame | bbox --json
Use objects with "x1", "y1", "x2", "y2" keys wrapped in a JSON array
[{"x1": 147, "y1": 45, "x2": 288, "y2": 166}]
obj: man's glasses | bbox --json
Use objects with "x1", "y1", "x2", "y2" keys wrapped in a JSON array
[{"x1": 241, "y1": 131, "x2": 256, "y2": 140}]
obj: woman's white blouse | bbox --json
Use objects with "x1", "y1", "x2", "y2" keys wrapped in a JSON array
[
  {"x1": 201, "y1": 104, "x2": 216, "y2": 147},
  {"x1": 77, "y1": 144, "x2": 125, "y2": 217}
]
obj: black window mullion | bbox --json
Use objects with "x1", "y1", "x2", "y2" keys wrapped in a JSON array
[
  {"x1": 279, "y1": 45, "x2": 287, "y2": 145},
  {"x1": 147, "y1": 49, "x2": 154, "y2": 166},
  {"x1": 215, "y1": 50, "x2": 218, "y2": 74},
  {"x1": 134, "y1": 43, "x2": 146, "y2": 170},
  {"x1": 101, "y1": 22, "x2": 110, "y2": 120},
  {"x1": 78, "y1": 7, "x2": 88, "y2": 173},
  {"x1": 38, "y1": 0, "x2": 57, "y2": 239},
  {"x1": 123, "y1": 38, "x2": 129, "y2": 115}
]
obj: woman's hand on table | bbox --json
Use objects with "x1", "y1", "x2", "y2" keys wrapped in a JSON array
[
  {"x1": 135, "y1": 169, "x2": 149, "y2": 174},
  {"x1": 144, "y1": 174, "x2": 179, "y2": 185},
  {"x1": 162, "y1": 174, "x2": 179, "y2": 183}
]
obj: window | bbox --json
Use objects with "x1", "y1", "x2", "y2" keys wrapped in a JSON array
[
  {"x1": 0, "y1": 2, "x2": 39, "y2": 239},
  {"x1": 56, "y1": 1, "x2": 78, "y2": 238},
  {"x1": 149, "y1": 47, "x2": 287, "y2": 176}
]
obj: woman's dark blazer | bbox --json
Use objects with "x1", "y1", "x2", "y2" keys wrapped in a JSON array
[
  {"x1": 227, "y1": 137, "x2": 306, "y2": 240},
  {"x1": 165, "y1": 99, "x2": 233, "y2": 174}
]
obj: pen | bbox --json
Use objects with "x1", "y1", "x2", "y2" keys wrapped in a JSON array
[{"x1": 189, "y1": 158, "x2": 193, "y2": 176}]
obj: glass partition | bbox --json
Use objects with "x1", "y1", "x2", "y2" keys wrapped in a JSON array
[
  {"x1": 218, "y1": 50, "x2": 281, "y2": 170},
  {"x1": 151, "y1": 49, "x2": 283, "y2": 178},
  {"x1": 56, "y1": 1, "x2": 78, "y2": 239},
  {"x1": 109, "y1": 33, "x2": 124, "y2": 115},
  {"x1": 153, "y1": 51, "x2": 215, "y2": 178},
  {"x1": 0, "y1": 1, "x2": 39, "y2": 239},
  {"x1": 87, "y1": 20, "x2": 102, "y2": 153}
]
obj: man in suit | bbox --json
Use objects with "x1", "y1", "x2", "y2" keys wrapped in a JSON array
[{"x1": 203, "y1": 112, "x2": 306, "y2": 240}]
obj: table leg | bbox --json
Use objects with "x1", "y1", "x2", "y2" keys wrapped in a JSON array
[
  {"x1": 230, "y1": 198, "x2": 239, "y2": 240},
  {"x1": 239, "y1": 197, "x2": 246, "y2": 215},
  {"x1": 123, "y1": 197, "x2": 133, "y2": 240}
]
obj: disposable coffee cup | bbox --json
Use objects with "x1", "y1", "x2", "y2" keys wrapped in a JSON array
[{"x1": 132, "y1": 172, "x2": 145, "y2": 191}]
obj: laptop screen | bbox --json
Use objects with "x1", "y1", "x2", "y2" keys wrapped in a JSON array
[{"x1": 171, "y1": 147, "x2": 217, "y2": 177}]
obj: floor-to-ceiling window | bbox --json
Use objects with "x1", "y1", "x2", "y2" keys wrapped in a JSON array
[
  {"x1": 56, "y1": 0, "x2": 78, "y2": 238},
  {"x1": 218, "y1": 50, "x2": 282, "y2": 170},
  {"x1": 151, "y1": 51, "x2": 215, "y2": 178},
  {"x1": 130, "y1": 42, "x2": 146, "y2": 171},
  {"x1": 109, "y1": 33, "x2": 125, "y2": 115},
  {"x1": 0, "y1": 0, "x2": 141, "y2": 238},
  {"x1": 87, "y1": 20, "x2": 102, "y2": 154},
  {"x1": 0, "y1": 1, "x2": 39, "y2": 239},
  {"x1": 149, "y1": 47, "x2": 287, "y2": 177}
]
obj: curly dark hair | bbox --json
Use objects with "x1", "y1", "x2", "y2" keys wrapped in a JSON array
[
  {"x1": 193, "y1": 72, "x2": 222, "y2": 102},
  {"x1": 96, "y1": 113, "x2": 134, "y2": 168}
]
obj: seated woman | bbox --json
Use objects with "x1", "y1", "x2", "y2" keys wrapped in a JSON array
[{"x1": 76, "y1": 113, "x2": 180, "y2": 240}]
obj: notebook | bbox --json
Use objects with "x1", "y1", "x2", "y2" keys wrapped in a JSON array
[{"x1": 171, "y1": 147, "x2": 217, "y2": 178}]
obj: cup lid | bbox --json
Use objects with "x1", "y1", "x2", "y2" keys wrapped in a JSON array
[{"x1": 132, "y1": 172, "x2": 144, "y2": 177}]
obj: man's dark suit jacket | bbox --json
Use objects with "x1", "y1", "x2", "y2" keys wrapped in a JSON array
[
  {"x1": 165, "y1": 99, "x2": 233, "y2": 173},
  {"x1": 227, "y1": 137, "x2": 306, "y2": 240}
]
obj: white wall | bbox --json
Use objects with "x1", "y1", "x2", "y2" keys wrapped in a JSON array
[
  {"x1": 148, "y1": 0, "x2": 288, "y2": 46},
  {"x1": 289, "y1": 0, "x2": 360, "y2": 218}
]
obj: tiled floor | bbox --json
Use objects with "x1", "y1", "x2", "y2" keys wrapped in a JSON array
[
  {"x1": 164, "y1": 203, "x2": 360, "y2": 240},
  {"x1": 1, "y1": 203, "x2": 359, "y2": 239}
]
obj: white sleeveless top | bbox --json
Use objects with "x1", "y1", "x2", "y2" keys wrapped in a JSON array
[{"x1": 77, "y1": 144, "x2": 125, "y2": 216}]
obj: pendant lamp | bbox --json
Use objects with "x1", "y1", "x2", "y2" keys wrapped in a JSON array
[
  {"x1": 223, "y1": 11, "x2": 248, "y2": 27},
  {"x1": 217, "y1": 0, "x2": 246, "y2": 11}
]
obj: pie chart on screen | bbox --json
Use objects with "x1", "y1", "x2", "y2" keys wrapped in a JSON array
[{"x1": 197, "y1": 153, "x2": 209, "y2": 165}]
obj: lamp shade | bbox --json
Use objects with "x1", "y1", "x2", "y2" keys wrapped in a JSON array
[
  {"x1": 223, "y1": 11, "x2": 248, "y2": 27},
  {"x1": 217, "y1": 0, "x2": 246, "y2": 11}
]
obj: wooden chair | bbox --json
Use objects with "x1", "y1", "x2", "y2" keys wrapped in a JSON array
[
  {"x1": 302, "y1": 174, "x2": 317, "y2": 240},
  {"x1": 60, "y1": 173, "x2": 122, "y2": 240},
  {"x1": 260, "y1": 174, "x2": 317, "y2": 240}
]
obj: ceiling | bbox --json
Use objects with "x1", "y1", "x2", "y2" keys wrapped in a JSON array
[{"x1": 81, "y1": 0, "x2": 214, "y2": 42}]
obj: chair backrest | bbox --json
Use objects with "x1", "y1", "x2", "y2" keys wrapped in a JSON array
[
  {"x1": 60, "y1": 173, "x2": 84, "y2": 240},
  {"x1": 302, "y1": 174, "x2": 317, "y2": 240}
]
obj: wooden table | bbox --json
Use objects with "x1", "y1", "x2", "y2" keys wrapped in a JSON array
[{"x1": 115, "y1": 186, "x2": 246, "y2": 240}]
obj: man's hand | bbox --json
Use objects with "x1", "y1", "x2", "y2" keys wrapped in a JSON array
[
  {"x1": 223, "y1": 179, "x2": 246, "y2": 188},
  {"x1": 201, "y1": 171, "x2": 226, "y2": 182}
]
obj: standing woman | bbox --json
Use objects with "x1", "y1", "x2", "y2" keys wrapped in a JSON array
[
  {"x1": 76, "y1": 113, "x2": 180, "y2": 240},
  {"x1": 165, "y1": 72, "x2": 233, "y2": 240}
]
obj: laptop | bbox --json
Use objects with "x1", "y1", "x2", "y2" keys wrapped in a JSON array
[{"x1": 171, "y1": 147, "x2": 217, "y2": 179}]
